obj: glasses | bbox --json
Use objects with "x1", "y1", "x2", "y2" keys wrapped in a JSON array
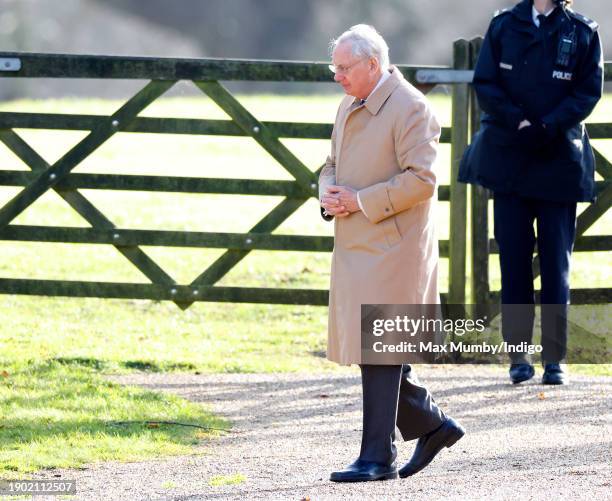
[{"x1": 328, "y1": 58, "x2": 367, "y2": 75}]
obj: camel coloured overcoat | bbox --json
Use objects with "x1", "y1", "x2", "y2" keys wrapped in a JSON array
[{"x1": 319, "y1": 66, "x2": 441, "y2": 365}]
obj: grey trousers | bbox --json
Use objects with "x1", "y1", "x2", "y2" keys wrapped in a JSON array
[{"x1": 358, "y1": 364, "x2": 446, "y2": 465}]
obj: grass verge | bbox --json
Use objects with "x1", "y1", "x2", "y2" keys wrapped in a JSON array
[{"x1": 0, "y1": 359, "x2": 228, "y2": 478}]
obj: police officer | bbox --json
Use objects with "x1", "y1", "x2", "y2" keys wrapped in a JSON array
[{"x1": 459, "y1": 0, "x2": 603, "y2": 384}]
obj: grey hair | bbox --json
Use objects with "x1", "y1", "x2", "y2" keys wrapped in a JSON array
[{"x1": 330, "y1": 24, "x2": 390, "y2": 71}]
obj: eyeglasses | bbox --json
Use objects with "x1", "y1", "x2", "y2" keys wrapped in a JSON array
[{"x1": 328, "y1": 58, "x2": 367, "y2": 74}]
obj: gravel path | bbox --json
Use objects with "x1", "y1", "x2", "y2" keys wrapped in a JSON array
[{"x1": 31, "y1": 366, "x2": 611, "y2": 501}]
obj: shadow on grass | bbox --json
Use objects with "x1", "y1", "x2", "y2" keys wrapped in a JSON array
[
  {"x1": 0, "y1": 360, "x2": 228, "y2": 475},
  {"x1": 51, "y1": 356, "x2": 197, "y2": 372}
]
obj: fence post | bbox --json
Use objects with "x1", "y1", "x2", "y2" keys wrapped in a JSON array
[
  {"x1": 448, "y1": 39, "x2": 470, "y2": 307},
  {"x1": 468, "y1": 37, "x2": 491, "y2": 311}
]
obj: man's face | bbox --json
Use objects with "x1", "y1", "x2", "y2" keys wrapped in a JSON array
[{"x1": 331, "y1": 42, "x2": 378, "y2": 99}]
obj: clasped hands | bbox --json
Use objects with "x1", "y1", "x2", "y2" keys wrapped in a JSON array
[
  {"x1": 320, "y1": 185, "x2": 360, "y2": 218},
  {"x1": 517, "y1": 118, "x2": 555, "y2": 151}
]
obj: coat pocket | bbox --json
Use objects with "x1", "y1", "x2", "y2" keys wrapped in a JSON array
[
  {"x1": 561, "y1": 124, "x2": 585, "y2": 163},
  {"x1": 470, "y1": 127, "x2": 522, "y2": 191},
  {"x1": 381, "y1": 215, "x2": 402, "y2": 248}
]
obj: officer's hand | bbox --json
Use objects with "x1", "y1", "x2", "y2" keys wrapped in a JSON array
[{"x1": 517, "y1": 122, "x2": 547, "y2": 151}]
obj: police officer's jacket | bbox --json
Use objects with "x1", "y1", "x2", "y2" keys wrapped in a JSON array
[{"x1": 459, "y1": 0, "x2": 603, "y2": 202}]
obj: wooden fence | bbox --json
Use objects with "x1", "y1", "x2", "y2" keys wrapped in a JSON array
[{"x1": 0, "y1": 41, "x2": 609, "y2": 310}]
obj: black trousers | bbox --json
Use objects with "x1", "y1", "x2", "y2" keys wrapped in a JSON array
[
  {"x1": 493, "y1": 192, "x2": 577, "y2": 364},
  {"x1": 358, "y1": 364, "x2": 446, "y2": 465}
]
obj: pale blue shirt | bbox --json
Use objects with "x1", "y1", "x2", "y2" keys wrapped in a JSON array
[{"x1": 532, "y1": 5, "x2": 556, "y2": 27}]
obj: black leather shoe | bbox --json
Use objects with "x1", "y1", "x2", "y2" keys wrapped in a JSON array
[
  {"x1": 330, "y1": 459, "x2": 398, "y2": 482},
  {"x1": 509, "y1": 363, "x2": 535, "y2": 384},
  {"x1": 398, "y1": 417, "x2": 465, "y2": 478},
  {"x1": 542, "y1": 363, "x2": 567, "y2": 385}
]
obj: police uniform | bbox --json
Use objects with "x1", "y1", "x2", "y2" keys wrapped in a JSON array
[{"x1": 458, "y1": 0, "x2": 603, "y2": 367}]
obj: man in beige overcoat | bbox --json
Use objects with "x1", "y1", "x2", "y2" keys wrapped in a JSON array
[{"x1": 319, "y1": 24, "x2": 465, "y2": 482}]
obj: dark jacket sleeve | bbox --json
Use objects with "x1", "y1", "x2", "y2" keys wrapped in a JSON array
[
  {"x1": 473, "y1": 20, "x2": 525, "y2": 130},
  {"x1": 542, "y1": 29, "x2": 604, "y2": 134}
]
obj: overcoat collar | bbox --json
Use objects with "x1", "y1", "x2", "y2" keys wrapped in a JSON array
[
  {"x1": 510, "y1": 0, "x2": 566, "y2": 37},
  {"x1": 350, "y1": 66, "x2": 403, "y2": 116},
  {"x1": 512, "y1": 0, "x2": 537, "y2": 25}
]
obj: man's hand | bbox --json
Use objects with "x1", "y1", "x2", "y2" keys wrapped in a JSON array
[{"x1": 321, "y1": 185, "x2": 360, "y2": 218}]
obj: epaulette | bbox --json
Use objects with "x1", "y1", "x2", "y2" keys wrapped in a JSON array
[
  {"x1": 492, "y1": 8, "x2": 511, "y2": 19},
  {"x1": 567, "y1": 9, "x2": 599, "y2": 31}
]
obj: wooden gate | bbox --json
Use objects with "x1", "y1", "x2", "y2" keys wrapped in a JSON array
[{"x1": 0, "y1": 48, "x2": 472, "y2": 309}]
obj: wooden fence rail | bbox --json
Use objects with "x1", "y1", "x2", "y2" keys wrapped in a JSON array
[
  {"x1": 0, "y1": 51, "x2": 465, "y2": 309},
  {"x1": 0, "y1": 46, "x2": 609, "y2": 309}
]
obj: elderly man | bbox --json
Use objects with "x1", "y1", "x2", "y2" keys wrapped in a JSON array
[{"x1": 319, "y1": 25, "x2": 465, "y2": 482}]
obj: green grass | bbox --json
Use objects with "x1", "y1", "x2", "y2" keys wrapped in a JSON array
[
  {"x1": 0, "y1": 297, "x2": 334, "y2": 374},
  {"x1": 0, "y1": 93, "x2": 609, "y2": 475},
  {"x1": 0, "y1": 359, "x2": 228, "y2": 478}
]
